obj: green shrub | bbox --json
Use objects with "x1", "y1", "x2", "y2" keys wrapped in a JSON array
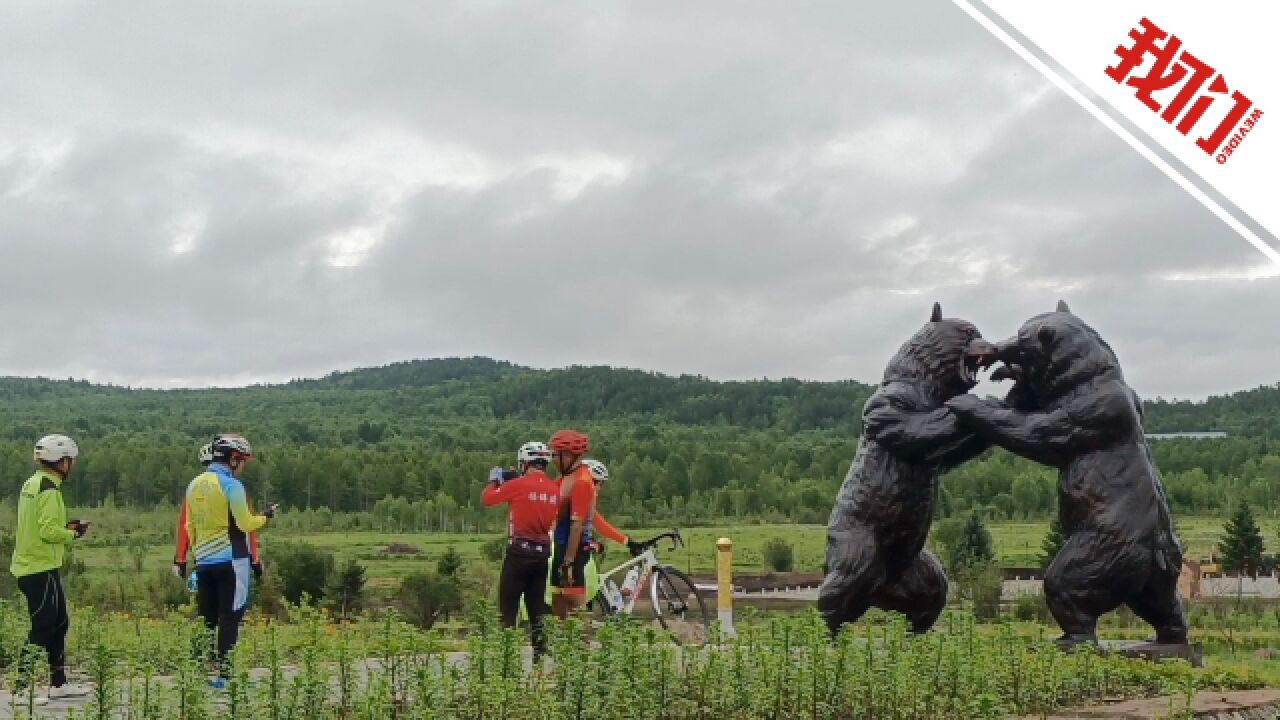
[
  {"x1": 481, "y1": 535, "x2": 506, "y2": 563},
  {"x1": 762, "y1": 537, "x2": 794, "y2": 572},
  {"x1": 325, "y1": 559, "x2": 367, "y2": 620},
  {"x1": 0, "y1": 532, "x2": 17, "y2": 601},
  {"x1": 272, "y1": 542, "x2": 336, "y2": 606},
  {"x1": 437, "y1": 546, "x2": 464, "y2": 578},
  {"x1": 947, "y1": 512, "x2": 995, "y2": 572},
  {"x1": 395, "y1": 572, "x2": 462, "y2": 629},
  {"x1": 1012, "y1": 593, "x2": 1050, "y2": 622},
  {"x1": 952, "y1": 561, "x2": 1003, "y2": 621}
]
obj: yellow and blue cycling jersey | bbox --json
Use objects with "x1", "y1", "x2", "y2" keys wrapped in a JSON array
[{"x1": 184, "y1": 462, "x2": 267, "y2": 567}]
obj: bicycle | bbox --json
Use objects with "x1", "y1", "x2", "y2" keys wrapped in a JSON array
[{"x1": 587, "y1": 528, "x2": 712, "y2": 645}]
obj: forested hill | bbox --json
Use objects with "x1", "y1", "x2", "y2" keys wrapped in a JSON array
[
  {"x1": 296, "y1": 357, "x2": 873, "y2": 430},
  {"x1": 0, "y1": 357, "x2": 878, "y2": 442},
  {"x1": 302, "y1": 358, "x2": 1280, "y2": 437},
  {"x1": 4, "y1": 357, "x2": 1277, "y2": 439},
  {"x1": 1145, "y1": 384, "x2": 1280, "y2": 438},
  {"x1": 0, "y1": 358, "x2": 1278, "y2": 525}
]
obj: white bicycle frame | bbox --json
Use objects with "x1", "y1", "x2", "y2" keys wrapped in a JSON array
[{"x1": 593, "y1": 547, "x2": 661, "y2": 616}]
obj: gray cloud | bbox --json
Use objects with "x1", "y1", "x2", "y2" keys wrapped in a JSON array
[{"x1": 0, "y1": 1, "x2": 1274, "y2": 399}]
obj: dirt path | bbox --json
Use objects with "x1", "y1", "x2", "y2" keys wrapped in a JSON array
[{"x1": 1022, "y1": 688, "x2": 1280, "y2": 719}]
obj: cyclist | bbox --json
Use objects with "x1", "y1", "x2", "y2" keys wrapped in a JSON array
[
  {"x1": 579, "y1": 458, "x2": 637, "y2": 610},
  {"x1": 183, "y1": 433, "x2": 277, "y2": 687},
  {"x1": 10, "y1": 434, "x2": 92, "y2": 704},
  {"x1": 548, "y1": 430, "x2": 639, "y2": 618},
  {"x1": 580, "y1": 459, "x2": 629, "y2": 552},
  {"x1": 481, "y1": 441, "x2": 559, "y2": 658},
  {"x1": 174, "y1": 443, "x2": 264, "y2": 583}
]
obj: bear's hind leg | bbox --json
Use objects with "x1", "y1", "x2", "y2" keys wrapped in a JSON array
[
  {"x1": 872, "y1": 549, "x2": 947, "y2": 634},
  {"x1": 1044, "y1": 533, "x2": 1130, "y2": 647},
  {"x1": 819, "y1": 527, "x2": 885, "y2": 638},
  {"x1": 1126, "y1": 566, "x2": 1189, "y2": 644}
]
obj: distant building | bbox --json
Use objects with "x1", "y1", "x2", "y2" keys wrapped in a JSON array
[{"x1": 1145, "y1": 431, "x2": 1228, "y2": 440}]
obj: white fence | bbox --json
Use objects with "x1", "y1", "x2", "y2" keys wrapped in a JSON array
[
  {"x1": 697, "y1": 577, "x2": 1280, "y2": 603},
  {"x1": 1002, "y1": 579, "x2": 1044, "y2": 601},
  {"x1": 1199, "y1": 576, "x2": 1280, "y2": 598},
  {"x1": 1002, "y1": 576, "x2": 1280, "y2": 600}
]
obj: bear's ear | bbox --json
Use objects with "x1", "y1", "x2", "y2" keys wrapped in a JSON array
[
  {"x1": 930, "y1": 302, "x2": 942, "y2": 322},
  {"x1": 1037, "y1": 323, "x2": 1055, "y2": 348},
  {"x1": 1056, "y1": 299, "x2": 1071, "y2": 313}
]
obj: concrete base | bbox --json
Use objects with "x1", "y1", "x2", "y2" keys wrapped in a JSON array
[{"x1": 1098, "y1": 639, "x2": 1204, "y2": 668}]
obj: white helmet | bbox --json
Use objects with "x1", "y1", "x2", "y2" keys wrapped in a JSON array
[
  {"x1": 518, "y1": 441, "x2": 552, "y2": 468},
  {"x1": 583, "y1": 458, "x2": 609, "y2": 484},
  {"x1": 198, "y1": 443, "x2": 214, "y2": 465},
  {"x1": 210, "y1": 433, "x2": 253, "y2": 461},
  {"x1": 35, "y1": 434, "x2": 79, "y2": 463}
]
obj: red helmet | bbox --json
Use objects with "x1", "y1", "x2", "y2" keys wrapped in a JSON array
[{"x1": 549, "y1": 429, "x2": 590, "y2": 455}]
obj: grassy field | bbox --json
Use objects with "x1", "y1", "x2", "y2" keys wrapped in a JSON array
[
  {"x1": 67, "y1": 517, "x2": 1241, "y2": 589},
  {"x1": 986, "y1": 516, "x2": 1235, "y2": 567},
  {"x1": 0, "y1": 605, "x2": 1262, "y2": 720},
  {"x1": 19, "y1": 515, "x2": 1280, "y2": 716},
  {"x1": 69, "y1": 526, "x2": 816, "y2": 593}
]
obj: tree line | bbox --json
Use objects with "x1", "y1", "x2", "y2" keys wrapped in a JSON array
[{"x1": 1, "y1": 358, "x2": 1278, "y2": 527}]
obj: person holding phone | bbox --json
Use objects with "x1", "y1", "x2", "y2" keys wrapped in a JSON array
[
  {"x1": 183, "y1": 433, "x2": 278, "y2": 687},
  {"x1": 174, "y1": 443, "x2": 265, "y2": 584},
  {"x1": 481, "y1": 441, "x2": 560, "y2": 659},
  {"x1": 9, "y1": 434, "x2": 91, "y2": 704}
]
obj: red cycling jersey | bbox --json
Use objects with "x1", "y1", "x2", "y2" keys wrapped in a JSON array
[{"x1": 482, "y1": 469, "x2": 560, "y2": 543}]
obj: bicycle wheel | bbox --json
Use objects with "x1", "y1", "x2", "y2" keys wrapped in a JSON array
[{"x1": 647, "y1": 566, "x2": 711, "y2": 645}]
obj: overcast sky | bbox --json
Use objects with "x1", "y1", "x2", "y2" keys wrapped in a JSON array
[{"x1": 0, "y1": 2, "x2": 1275, "y2": 400}]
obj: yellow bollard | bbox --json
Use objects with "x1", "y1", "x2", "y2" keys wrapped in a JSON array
[{"x1": 716, "y1": 537, "x2": 735, "y2": 636}]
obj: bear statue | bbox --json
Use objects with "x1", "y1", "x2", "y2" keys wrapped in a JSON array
[
  {"x1": 946, "y1": 301, "x2": 1187, "y2": 648},
  {"x1": 819, "y1": 302, "x2": 996, "y2": 637}
]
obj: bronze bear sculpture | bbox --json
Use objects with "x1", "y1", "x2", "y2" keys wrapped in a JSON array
[
  {"x1": 946, "y1": 301, "x2": 1187, "y2": 647},
  {"x1": 819, "y1": 302, "x2": 996, "y2": 636}
]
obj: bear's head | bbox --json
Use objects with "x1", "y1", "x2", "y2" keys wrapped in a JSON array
[
  {"x1": 991, "y1": 300, "x2": 1122, "y2": 398},
  {"x1": 883, "y1": 302, "x2": 996, "y2": 401}
]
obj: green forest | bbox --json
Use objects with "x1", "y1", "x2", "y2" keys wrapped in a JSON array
[{"x1": 1, "y1": 357, "x2": 1278, "y2": 533}]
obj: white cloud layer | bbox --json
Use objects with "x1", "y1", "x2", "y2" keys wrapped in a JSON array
[{"x1": 0, "y1": 1, "x2": 1275, "y2": 400}]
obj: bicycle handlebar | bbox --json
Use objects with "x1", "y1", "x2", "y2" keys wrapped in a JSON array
[
  {"x1": 587, "y1": 528, "x2": 684, "y2": 559},
  {"x1": 633, "y1": 528, "x2": 684, "y2": 553}
]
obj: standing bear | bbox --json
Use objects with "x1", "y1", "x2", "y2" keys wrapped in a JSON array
[
  {"x1": 946, "y1": 301, "x2": 1187, "y2": 648},
  {"x1": 819, "y1": 303, "x2": 996, "y2": 637}
]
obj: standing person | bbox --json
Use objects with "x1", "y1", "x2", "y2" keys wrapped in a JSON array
[
  {"x1": 174, "y1": 443, "x2": 263, "y2": 583},
  {"x1": 10, "y1": 434, "x2": 91, "y2": 703},
  {"x1": 579, "y1": 459, "x2": 630, "y2": 553},
  {"x1": 480, "y1": 441, "x2": 560, "y2": 658},
  {"x1": 184, "y1": 434, "x2": 277, "y2": 687},
  {"x1": 548, "y1": 431, "x2": 638, "y2": 618},
  {"x1": 520, "y1": 458, "x2": 629, "y2": 621}
]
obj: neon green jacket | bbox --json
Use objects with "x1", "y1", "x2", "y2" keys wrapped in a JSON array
[{"x1": 10, "y1": 470, "x2": 76, "y2": 578}]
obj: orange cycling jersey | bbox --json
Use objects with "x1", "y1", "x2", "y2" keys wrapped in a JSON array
[
  {"x1": 553, "y1": 465, "x2": 626, "y2": 546},
  {"x1": 594, "y1": 508, "x2": 627, "y2": 544}
]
